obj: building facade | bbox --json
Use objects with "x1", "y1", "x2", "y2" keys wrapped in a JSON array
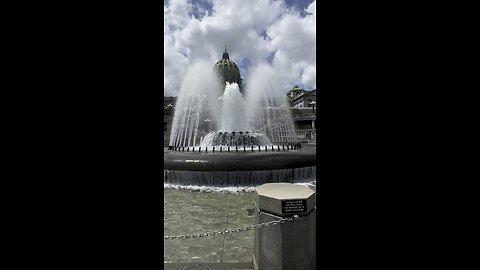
[
  {"x1": 287, "y1": 85, "x2": 316, "y2": 108},
  {"x1": 164, "y1": 96, "x2": 177, "y2": 146},
  {"x1": 287, "y1": 85, "x2": 317, "y2": 141}
]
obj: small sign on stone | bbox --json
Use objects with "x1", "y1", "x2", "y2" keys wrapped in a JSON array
[{"x1": 281, "y1": 199, "x2": 307, "y2": 214}]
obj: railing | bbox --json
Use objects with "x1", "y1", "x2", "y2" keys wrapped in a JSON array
[
  {"x1": 165, "y1": 130, "x2": 315, "y2": 146},
  {"x1": 167, "y1": 143, "x2": 302, "y2": 152},
  {"x1": 296, "y1": 129, "x2": 316, "y2": 139}
]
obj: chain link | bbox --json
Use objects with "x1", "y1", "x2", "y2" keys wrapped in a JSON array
[{"x1": 164, "y1": 215, "x2": 313, "y2": 240}]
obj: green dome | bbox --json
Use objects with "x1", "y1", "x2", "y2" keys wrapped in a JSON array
[
  {"x1": 213, "y1": 46, "x2": 242, "y2": 87},
  {"x1": 287, "y1": 84, "x2": 303, "y2": 96}
]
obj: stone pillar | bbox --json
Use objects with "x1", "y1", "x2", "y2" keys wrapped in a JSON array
[
  {"x1": 253, "y1": 183, "x2": 316, "y2": 270},
  {"x1": 311, "y1": 120, "x2": 316, "y2": 140}
]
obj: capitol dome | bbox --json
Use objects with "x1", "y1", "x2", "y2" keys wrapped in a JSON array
[{"x1": 213, "y1": 46, "x2": 243, "y2": 93}]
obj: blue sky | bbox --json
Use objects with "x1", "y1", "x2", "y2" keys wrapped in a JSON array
[{"x1": 285, "y1": 0, "x2": 314, "y2": 14}]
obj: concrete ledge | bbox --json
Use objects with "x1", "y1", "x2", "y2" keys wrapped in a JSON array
[
  {"x1": 164, "y1": 150, "x2": 316, "y2": 172},
  {"x1": 164, "y1": 262, "x2": 253, "y2": 270},
  {"x1": 256, "y1": 183, "x2": 315, "y2": 217},
  {"x1": 164, "y1": 166, "x2": 316, "y2": 186}
]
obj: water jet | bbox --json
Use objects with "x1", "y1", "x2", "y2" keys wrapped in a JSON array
[{"x1": 164, "y1": 48, "x2": 316, "y2": 186}]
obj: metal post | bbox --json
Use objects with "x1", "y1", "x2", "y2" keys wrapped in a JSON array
[{"x1": 254, "y1": 183, "x2": 316, "y2": 270}]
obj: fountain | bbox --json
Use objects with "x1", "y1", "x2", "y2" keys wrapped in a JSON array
[{"x1": 164, "y1": 48, "x2": 316, "y2": 186}]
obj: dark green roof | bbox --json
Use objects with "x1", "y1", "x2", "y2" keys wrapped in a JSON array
[
  {"x1": 214, "y1": 58, "x2": 240, "y2": 71},
  {"x1": 213, "y1": 46, "x2": 242, "y2": 86},
  {"x1": 287, "y1": 84, "x2": 304, "y2": 94}
]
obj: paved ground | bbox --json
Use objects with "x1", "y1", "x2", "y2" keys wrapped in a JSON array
[
  {"x1": 164, "y1": 190, "x2": 256, "y2": 264},
  {"x1": 164, "y1": 262, "x2": 253, "y2": 270},
  {"x1": 164, "y1": 183, "x2": 316, "y2": 265},
  {"x1": 164, "y1": 142, "x2": 316, "y2": 267}
]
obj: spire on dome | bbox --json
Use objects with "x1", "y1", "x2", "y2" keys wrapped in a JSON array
[{"x1": 222, "y1": 45, "x2": 229, "y2": 59}]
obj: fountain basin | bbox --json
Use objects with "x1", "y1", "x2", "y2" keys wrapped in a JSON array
[
  {"x1": 164, "y1": 148, "x2": 315, "y2": 171},
  {"x1": 164, "y1": 146, "x2": 316, "y2": 186}
]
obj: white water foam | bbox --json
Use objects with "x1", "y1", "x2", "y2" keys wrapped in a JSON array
[
  {"x1": 293, "y1": 179, "x2": 317, "y2": 188},
  {"x1": 220, "y1": 82, "x2": 248, "y2": 131},
  {"x1": 169, "y1": 60, "x2": 298, "y2": 148},
  {"x1": 164, "y1": 178, "x2": 316, "y2": 193},
  {"x1": 164, "y1": 183, "x2": 256, "y2": 193}
]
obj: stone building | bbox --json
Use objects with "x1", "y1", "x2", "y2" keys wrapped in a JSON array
[
  {"x1": 287, "y1": 85, "x2": 316, "y2": 108},
  {"x1": 164, "y1": 96, "x2": 177, "y2": 146},
  {"x1": 287, "y1": 85, "x2": 317, "y2": 141}
]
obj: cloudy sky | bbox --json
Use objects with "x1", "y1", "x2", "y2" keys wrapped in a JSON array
[{"x1": 164, "y1": 0, "x2": 316, "y2": 97}]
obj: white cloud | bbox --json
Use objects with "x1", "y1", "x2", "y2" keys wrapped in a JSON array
[{"x1": 164, "y1": 0, "x2": 316, "y2": 96}]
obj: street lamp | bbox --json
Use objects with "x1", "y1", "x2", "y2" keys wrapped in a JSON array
[{"x1": 310, "y1": 101, "x2": 316, "y2": 113}]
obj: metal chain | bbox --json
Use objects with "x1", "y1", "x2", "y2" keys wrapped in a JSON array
[{"x1": 164, "y1": 215, "x2": 313, "y2": 240}]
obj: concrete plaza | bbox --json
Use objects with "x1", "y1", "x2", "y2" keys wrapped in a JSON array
[{"x1": 164, "y1": 182, "x2": 316, "y2": 268}]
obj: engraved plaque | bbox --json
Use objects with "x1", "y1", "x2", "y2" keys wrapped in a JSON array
[{"x1": 281, "y1": 199, "x2": 307, "y2": 214}]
